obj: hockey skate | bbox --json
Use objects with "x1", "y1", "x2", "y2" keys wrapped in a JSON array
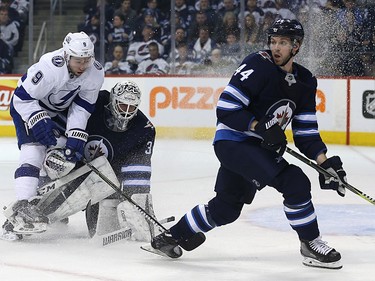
[
  {"x1": 300, "y1": 236, "x2": 342, "y2": 269},
  {"x1": 141, "y1": 231, "x2": 183, "y2": 258},
  {"x1": 0, "y1": 220, "x2": 23, "y2": 241},
  {"x1": 5, "y1": 200, "x2": 49, "y2": 234}
]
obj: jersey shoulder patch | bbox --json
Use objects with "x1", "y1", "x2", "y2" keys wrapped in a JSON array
[{"x1": 51, "y1": 55, "x2": 65, "y2": 67}]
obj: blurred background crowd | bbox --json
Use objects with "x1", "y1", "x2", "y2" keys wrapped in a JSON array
[{"x1": 0, "y1": 0, "x2": 374, "y2": 76}]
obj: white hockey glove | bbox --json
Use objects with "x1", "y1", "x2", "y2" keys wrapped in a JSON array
[{"x1": 44, "y1": 149, "x2": 76, "y2": 180}]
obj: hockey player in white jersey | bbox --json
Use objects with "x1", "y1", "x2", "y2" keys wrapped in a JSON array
[{"x1": 1, "y1": 31, "x2": 105, "y2": 237}]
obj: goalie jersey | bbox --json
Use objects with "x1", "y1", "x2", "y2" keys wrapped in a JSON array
[
  {"x1": 83, "y1": 90, "x2": 156, "y2": 195},
  {"x1": 214, "y1": 50, "x2": 327, "y2": 160}
]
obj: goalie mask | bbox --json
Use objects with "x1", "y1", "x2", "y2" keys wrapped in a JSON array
[{"x1": 106, "y1": 81, "x2": 142, "y2": 131}]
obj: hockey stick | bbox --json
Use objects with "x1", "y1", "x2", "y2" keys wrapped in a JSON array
[
  {"x1": 285, "y1": 147, "x2": 375, "y2": 205},
  {"x1": 82, "y1": 159, "x2": 168, "y2": 232}
]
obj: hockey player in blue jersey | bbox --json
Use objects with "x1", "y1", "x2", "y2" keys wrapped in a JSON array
[
  {"x1": 148, "y1": 19, "x2": 348, "y2": 269},
  {"x1": 1, "y1": 31, "x2": 104, "y2": 236}
]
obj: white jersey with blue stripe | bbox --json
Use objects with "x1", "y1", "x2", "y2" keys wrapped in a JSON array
[{"x1": 12, "y1": 48, "x2": 104, "y2": 132}]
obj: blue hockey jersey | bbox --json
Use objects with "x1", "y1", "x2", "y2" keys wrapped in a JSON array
[{"x1": 214, "y1": 50, "x2": 327, "y2": 160}]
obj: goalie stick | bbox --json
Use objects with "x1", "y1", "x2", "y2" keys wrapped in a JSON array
[{"x1": 285, "y1": 147, "x2": 375, "y2": 205}]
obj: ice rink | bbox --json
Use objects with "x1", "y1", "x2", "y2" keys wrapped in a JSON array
[{"x1": 0, "y1": 137, "x2": 374, "y2": 281}]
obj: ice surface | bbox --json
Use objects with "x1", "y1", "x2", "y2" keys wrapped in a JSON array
[{"x1": 0, "y1": 138, "x2": 374, "y2": 281}]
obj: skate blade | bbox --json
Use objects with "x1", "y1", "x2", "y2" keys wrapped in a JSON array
[
  {"x1": 0, "y1": 231, "x2": 23, "y2": 241},
  {"x1": 13, "y1": 222, "x2": 47, "y2": 234},
  {"x1": 140, "y1": 244, "x2": 182, "y2": 258},
  {"x1": 302, "y1": 257, "x2": 343, "y2": 269}
]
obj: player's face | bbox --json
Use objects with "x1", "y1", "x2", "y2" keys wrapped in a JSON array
[
  {"x1": 269, "y1": 36, "x2": 294, "y2": 66},
  {"x1": 68, "y1": 56, "x2": 92, "y2": 76}
]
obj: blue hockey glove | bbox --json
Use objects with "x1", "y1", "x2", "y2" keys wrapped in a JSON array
[
  {"x1": 319, "y1": 156, "x2": 346, "y2": 197},
  {"x1": 27, "y1": 110, "x2": 57, "y2": 146},
  {"x1": 64, "y1": 129, "x2": 88, "y2": 162},
  {"x1": 254, "y1": 114, "x2": 287, "y2": 155}
]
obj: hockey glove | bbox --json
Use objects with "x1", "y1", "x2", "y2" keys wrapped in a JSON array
[
  {"x1": 254, "y1": 114, "x2": 287, "y2": 155},
  {"x1": 319, "y1": 156, "x2": 346, "y2": 197},
  {"x1": 27, "y1": 110, "x2": 57, "y2": 146},
  {"x1": 64, "y1": 129, "x2": 89, "y2": 162}
]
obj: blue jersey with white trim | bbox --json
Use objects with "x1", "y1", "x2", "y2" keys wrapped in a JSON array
[
  {"x1": 83, "y1": 91, "x2": 156, "y2": 193},
  {"x1": 214, "y1": 50, "x2": 326, "y2": 160}
]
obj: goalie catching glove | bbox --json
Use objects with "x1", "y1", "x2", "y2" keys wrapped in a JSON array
[
  {"x1": 44, "y1": 149, "x2": 76, "y2": 180},
  {"x1": 319, "y1": 156, "x2": 346, "y2": 197}
]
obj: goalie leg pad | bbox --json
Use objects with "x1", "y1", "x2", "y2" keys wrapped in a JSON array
[
  {"x1": 117, "y1": 193, "x2": 157, "y2": 242},
  {"x1": 37, "y1": 156, "x2": 118, "y2": 223}
]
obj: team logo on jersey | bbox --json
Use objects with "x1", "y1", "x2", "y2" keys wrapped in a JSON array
[
  {"x1": 285, "y1": 73, "x2": 296, "y2": 86},
  {"x1": 47, "y1": 86, "x2": 81, "y2": 110},
  {"x1": 137, "y1": 44, "x2": 149, "y2": 56},
  {"x1": 362, "y1": 90, "x2": 375, "y2": 119},
  {"x1": 266, "y1": 99, "x2": 296, "y2": 130},
  {"x1": 84, "y1": 135, "x2": 114, "y2": 162},
  {"x1": 52, "y1": 56, "x2": 65, "y2": 67},
  {"x1": 146, "y1": 64, "x2": 159, "y2": 73}
]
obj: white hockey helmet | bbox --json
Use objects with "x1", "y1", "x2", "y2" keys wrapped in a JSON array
[
  {"x1": 62, "y1": 32, "x2": 94, "y2": 60},
  {"x1": 108, "y1": 81, "x2": 142, "y2": 131}
]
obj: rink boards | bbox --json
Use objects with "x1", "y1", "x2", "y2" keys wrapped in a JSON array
[{"x1": 0, "y1": 75, "x2": 374, "y2": 145}]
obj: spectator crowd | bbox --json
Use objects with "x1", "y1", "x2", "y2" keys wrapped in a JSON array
[
  {"x1": 0, "y1": 0, "x2": 374, "y2": 76},
  {"x1": 0, "y1": 0, "x2": 29, "y2": 74}
]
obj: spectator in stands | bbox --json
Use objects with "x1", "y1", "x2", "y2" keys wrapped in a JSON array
[
  {"x1": 194, "y1": 0, "x2": 218, "y2": 26},
  {"x1": 213, "y1": 11, "x2": 240, "y2": 46},
  {"x1": 107, "y1": 13, "x2": 134, "y2": 58},
  {"x1": 335, "y1": 0, "x2": 366, "y2": 75},
  {"x1": 203, "y1": 47, "x2": 237, "y2": 75},
  {"x1": 188, "y1": 11, "x2": 214, "y2": 43},
  {"x1": 243, "y1": 13, "x2": 260, "y2": 48},
  {"x1": 1, "y1": 0, "x2": 25, "y2": 54},
  {"x1": 245, "y1": 0, "x2": 265, "y2": 25},
  {"x1": 114, "y1": 0, "x2": 138, "y2": 30},
  {"x1": 0, "y1": 38, "x2": 12, "y2": 73},
  {"x1": 136, "y1": 41, "x2": 170, "y2": 74},
  {"x1": 172, "y1": 42, "x2": 198, "y2": 74},
  {"x1": 0, "y1": 6, "x2": 19, "y2": 53},
  {"x1": 190, "y1": 25, "x2": 216, "y2": 63},
  {"x1": 134, "y1": 8, "x2": 163, "y2": 42},
  {"x1": 78, "y1": 13, "x2": 104, "y2": 61},
  {"x1": 220, "y1": 31, "x2": 241, "y2": 63},
  {"x1": 104, "y1": 44, "x2": 133, "y2": 74},
  {"x1": 82, "y1": 0, "x2": 114, "y2": 24},
  {"x1": 164, "y1": 26, "x2": 188, "y2": 60},
  {"x1": 263, "y1": 0, "x2": 296, "y2": 19},
  {"x1": 257, "y1": 11, "x2": 276, "y2": 47},
  {"x1": 359, "y1": 46, "x2": 375, "y2": 77},
  {"x1": 140, "y1": 0, "x2": 166, "y2": 24},
  {"x1": 174, "y1": 0, "x2": 194, "y2": 28},
  {"x1": 126, "y1": 24, "x2": 164, "y2": 66},
  {"x1": 217, "y1": 0, "x2": 239, "y2": 19}
]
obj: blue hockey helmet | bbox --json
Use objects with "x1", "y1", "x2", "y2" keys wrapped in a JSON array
[{"x1": 267, "y1": 19, "x2": 304, "y2": 45}]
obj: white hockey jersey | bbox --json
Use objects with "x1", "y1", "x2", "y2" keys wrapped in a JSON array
[
  {"x1": 126, "y1": 40, "x2": 164, "y2": 64},
  {"x1": 135, "y1": 58, "x2": 170, "y2": 74},
  {"x1": 12, "y1": 48, "x2": 105, "y2": 132}
]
